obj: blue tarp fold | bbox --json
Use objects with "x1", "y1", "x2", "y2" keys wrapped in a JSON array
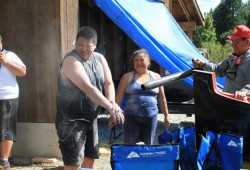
[{"x1": 94, "y1": 0, "x2": 224, "y2": 88}]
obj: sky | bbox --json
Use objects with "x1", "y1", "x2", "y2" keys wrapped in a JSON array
[{"x1": 197, "y1": 0, "x2": 248, "y2": 15}]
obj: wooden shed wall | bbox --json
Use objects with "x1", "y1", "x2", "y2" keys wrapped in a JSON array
[{"x1": 0, "y1": 0, "x2": 78, "y2": 123}]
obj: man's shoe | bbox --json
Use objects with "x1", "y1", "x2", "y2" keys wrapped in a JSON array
[{"x1": 0, "y1": 159, "x2": 10, "y2": 170}]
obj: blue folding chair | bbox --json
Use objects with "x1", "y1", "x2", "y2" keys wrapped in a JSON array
[
  {"x1": 178, "y1": 126, "x2": 197, "y2": 170},
  {"x1": 111, "y1": 144, "x2": 179, "y2": 170},
  {"x1": 158, "y1": 124, "x2": 197, "y2": 170},
  {"x1": 197, "y1": 131, "x2": 220, "y2": 170},
  {"x1": 217, "y1": 132, "x2": 243, "y2": 170},
  {"x1": 197, "y1": 131, "x2": 243, "y2": 170}
]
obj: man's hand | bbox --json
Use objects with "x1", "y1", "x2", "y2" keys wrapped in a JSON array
[
  {"x1": 108, "y1": 116, "x2": 115, "y2": 129},
  {"x1": 108, "y1": 102, "x2": 124, "y2": 128},
  {"x1": 0, "y1": 51, "x2": 8, "y2": 65},
  {"x1": 192, "y1": 59, "x2": 205, "y2": 68},
  {"x1": 234, "y1": 91, "x2": 249, "y2": 102}
]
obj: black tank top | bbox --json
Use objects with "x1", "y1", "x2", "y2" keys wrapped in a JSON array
[{"x1": 56, "y1": 50, "x2": 104, "y2": 123}]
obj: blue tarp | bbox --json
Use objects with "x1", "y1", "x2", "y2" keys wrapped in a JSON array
[{"x1": 94, "y1": 0, "x2": 224, "y2": 89}]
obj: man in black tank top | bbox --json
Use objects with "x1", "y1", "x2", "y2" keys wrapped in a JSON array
[{"x1": 55, "y1": 26, "x2": 124, "y2": 170}]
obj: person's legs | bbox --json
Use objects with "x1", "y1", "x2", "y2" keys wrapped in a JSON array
[
  {"x1": 63, "y1": 165, "x2": 80, "y2": 170},
  {"x1": 0, "y1": 98, "x2": 18, "y2": 170},
  {"x1": 56, "y1": 121, "x2": 87, "y2": 170},
  {"x1": 140, "y1": 114, "x2": 158, "y2": 145},
  {"x1": 1, "y1": 140, "x2": 13, "y2": 160},
  {"x1": 82, "y1": 157, "x2": 94, "y2": 168},
  {"x1": 123, "y1": 115, "x2": 141, "y2": 144},
  {"x1": 81, "y1": 119, "x2": 99, "y2": 169}
]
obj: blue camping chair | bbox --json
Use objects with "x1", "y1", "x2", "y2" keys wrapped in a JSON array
[
  {"x1": 158, "y1": 124, "x2": 197, "y2": 170},
  {"x1": 197, "y1": 131, "x2": 243, "y2": 170},
  {"x1": 111, "y1": 144, "x2": 180, "y2": 170},
  {"x1": 217, "y1": 132, "x2": 243, "y2": 170},
  {"x1": 158, "y1": 124, "x2": 243, "y2": 170}
]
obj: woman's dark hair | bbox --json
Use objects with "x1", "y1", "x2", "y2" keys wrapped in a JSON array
[
  {"x1": 0, "y1": 34, "x2": 2, "y2": 42},
  {"x1": 76, "y1": 26, "x2": 97, "y2": 45}
]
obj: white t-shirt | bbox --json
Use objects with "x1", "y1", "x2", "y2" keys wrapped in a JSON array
[{"x1": 0, "y1": 49, "x2": 26, "y2": 99}]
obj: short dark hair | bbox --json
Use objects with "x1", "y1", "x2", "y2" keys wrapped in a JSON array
[{"x1": 76, "y1": 26, "x2": 97, "y2": 45}]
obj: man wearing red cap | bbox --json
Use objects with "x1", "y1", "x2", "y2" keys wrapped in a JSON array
[{"x1": 192, "y1": 25, "x2": 250, "y2": 101}]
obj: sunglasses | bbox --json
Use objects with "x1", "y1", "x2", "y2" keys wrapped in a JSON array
[{"x1": 230, "y1": 38, "x2": 248, "y2": 44}]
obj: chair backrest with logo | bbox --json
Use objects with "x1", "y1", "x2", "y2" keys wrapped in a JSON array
[{"x1": 111, "y1": 144, "x2": 179, "y2": 170}]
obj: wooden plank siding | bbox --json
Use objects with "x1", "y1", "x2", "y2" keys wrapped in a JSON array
[{"x1": 0, "y1": 0, "x2": 78, "y2": 123}]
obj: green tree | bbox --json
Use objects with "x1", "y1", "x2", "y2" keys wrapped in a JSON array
[
  {"x1": 193, "y1": 12, "x2": 233, "y2": 63},
  {"x1": 217, "y1": 30, "x2": 232, "y2": 45},
  {"x1": 242, "y1": 0, "x2": 250, "y2": 27},
  {"x1": 213, "y1": 0, "x2": 246, "y2": 44},
  {"x1": 201, "y1": 41, "x2": 233, "y2": 63},
  {"x1": 193, "y1": 13, "x2": 217, "y2": 48}
]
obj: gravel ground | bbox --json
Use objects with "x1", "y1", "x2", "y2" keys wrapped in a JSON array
[{"x1": 10, "y1": 114, "x2": 250, "y2": 170}]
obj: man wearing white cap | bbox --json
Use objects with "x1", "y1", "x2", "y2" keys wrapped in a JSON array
[{"x1": 192, "y1": 25, "x2": 250, "y2": 101}]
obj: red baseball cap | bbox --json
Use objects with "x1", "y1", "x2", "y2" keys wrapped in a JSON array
[{"x1": 226, "y1": 25, "x2": 250, "y2": 40}]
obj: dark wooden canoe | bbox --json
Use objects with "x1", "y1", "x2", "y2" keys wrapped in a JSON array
[
  {"x1": 193, "y1": 70, "x2": 250, "y2": 159},
  {"x1": 142, "y1": 69, "x2": 250, "y2": 158}
]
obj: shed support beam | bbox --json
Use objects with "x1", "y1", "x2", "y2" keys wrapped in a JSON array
[{"x1": 178, "y1": 21, "x2": 196, "y2": 40}]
